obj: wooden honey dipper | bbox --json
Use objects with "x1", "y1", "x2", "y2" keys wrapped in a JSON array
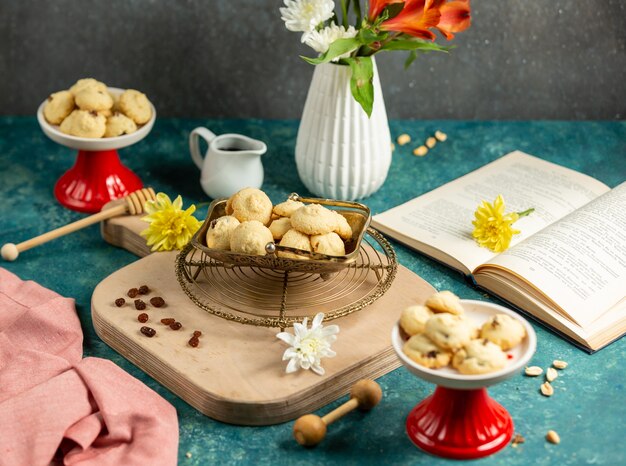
[
  {"x1": 1, "y1": 187, "x2": 156, "y2": 261},
  {"x1": 293, "y1": 379, "x2": 382, "y2": 447}
]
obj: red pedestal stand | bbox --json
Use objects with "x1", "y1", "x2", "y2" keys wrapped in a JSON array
[
  {"x1": 54, "y1": 150, "x2": 143, "y2": 213},
  {"x1": 406, "y1": 386, "x2": 513, "y2": 460}
]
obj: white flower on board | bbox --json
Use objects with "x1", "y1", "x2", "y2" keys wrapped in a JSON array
[
  {"x1": 276, "y1": 312, "x2": 339, "y2": 376},
  {"x1": 280, "y1": 0, "x2": 335, "y2": 34},
  {"x1": 304, "y1": 24, "x2": 357, "y2": 60}
]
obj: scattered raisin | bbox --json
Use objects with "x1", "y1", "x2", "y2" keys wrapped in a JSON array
[
  {"x1": 140, "y1": 326, "x2": 156, "y2": 337},
  {"x1": 170, "y1": 321, "x2": 182, "y2": 330},
  {"x1": 138, "y1": 285, "x2": 150, "y2": 295},
  {"x1": 150, "y1": 297, "x2": 165, "y2": 307},
  {"x1": 138, "y1": 313, "x2": 149, "y2": 323},
  {"x1": 188, "y1": 337, "x2": 199, "y2": 347},
  {"x1": 127, "y1": 288, "x2": 139, "y2": 298},
  {"x1": 134, "y1": 299, "x2": 146, "y2": 310},
  {"x1": 161, "y1": 318, "x2": 175, "y2": 325},
  {"x1": 426, "y1": 351, "x2": 438, "y2": 358},
  {"x1": 115, "y1": 298, "x2": 126, "y2": 307},
  {"x1": 193, "y1": 330, "x2": 202, "y2": 338}
]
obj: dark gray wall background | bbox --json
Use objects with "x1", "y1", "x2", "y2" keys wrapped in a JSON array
[{"x1": 1, "y1": 0, "x2": 624, "y2": 120}]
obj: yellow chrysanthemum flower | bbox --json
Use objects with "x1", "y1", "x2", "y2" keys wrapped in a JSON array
[
  {"x1": 140, "y1": 193, "x2": 202, "y2": 251},
  {"x1": 472, "y1": 195, "x2": 533, "y2": 253}
]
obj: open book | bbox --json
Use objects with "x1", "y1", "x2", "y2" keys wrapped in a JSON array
[{"x1": 372, "y1": 151, "x2": 626, "y2": 352}]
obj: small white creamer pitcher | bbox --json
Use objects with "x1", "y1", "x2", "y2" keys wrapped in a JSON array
[{"x1": 189, "y1": 127, "x2": 267, "y2": 199}]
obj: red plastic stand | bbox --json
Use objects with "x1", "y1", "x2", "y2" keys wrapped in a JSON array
[
  {"x1": 406, "y1": 386, "x2": 513, "y2": 459},
  {"x1": 54, "y1": 149, "x2": 143, "y2": 213}
]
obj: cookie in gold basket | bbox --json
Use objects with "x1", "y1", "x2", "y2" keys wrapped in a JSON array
[
  {"x1": 291, "y1": 204, "x2": 337, "y2": 236},
  {"x1": 43, "y1": 91, "x2": 75, "y2": 125},
  {"x1": 452, "y1": 339, "x2": 508, "y2": 375},
  {"x1": 310, "y1": 232, "x2": 345, "y2": 256},
  {"x1": 104, "y1": 112, "x2": 138, "y2": 137},
  {"x1": 273, "y1": 199, "x2": 305, "y2": 218},
  {"x1": 479, "y1": 314, "x2": 526, "y2": 351},
  {"x1": 331, "y1": 211, "x2": 353, "y2": 240},
  {"x1": 400, "y1": 305, "x2": 433, "y2": 336},
  {"x1": 425, "y1": 290, "x2": 464, "y2": 315},
  {"x1": 206, "y1": 215, "x2": 240, "y2": 250},
  {"x1": 269, "y1": 217, "x2": 292, "y2": 240},
  {"x1": 119, "y1": 89, "x2": 152, "y2": 125},
  {"x1": 75, "y1": 87, "x2": 114, "y2": 112},
  {"x1": 278, "y1": 229, "x2": 311, "y2": 259},
  {"x1": 226, "y1": 188, "x2": 273, "y2": 225},
  {"x1": 60, "y1": 110, "x2": 106, "y2": 138},
  {"x1": 229, "y1": 220, "x2": 273, "y2": 256},
  {"x1": 69, "y1": 78, "x2": 107, "y2": 96},
  {"x1": 425, "y1": 313, "x2": 475, "y2": 351},
  {"x1": 403, "y1": 333, "x2": 452, "y2": 369}
]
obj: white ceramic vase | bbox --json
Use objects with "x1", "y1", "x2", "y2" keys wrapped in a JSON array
[{"x1": 295, "y1": 58, "x2": 392, "y2": 201}]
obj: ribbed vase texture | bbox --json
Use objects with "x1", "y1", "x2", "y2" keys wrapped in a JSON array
[{"x1": 295, "y1": 59, "x2": 392, "y2": 200}]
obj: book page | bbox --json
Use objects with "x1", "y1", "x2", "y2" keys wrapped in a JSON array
[
  {"x1": 481, "y1": 183, "x2": 626, "y2": 328},
  {"x1": 372, "y1": 151, "x2": 609, "y2": 272}
]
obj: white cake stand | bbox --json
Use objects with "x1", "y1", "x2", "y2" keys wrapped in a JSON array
[
  {"x1": 391, "y1": 300, "x2": 536, "y2": 459},
  {"x1": 37, "y1": 87, "x2": 156, "y2": 213}
]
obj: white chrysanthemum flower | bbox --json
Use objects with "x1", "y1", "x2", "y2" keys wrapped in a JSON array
[
  {"x1": 280, "y1": 0, "x2": 335, "y2": 34},
  {"x1": 304, "y1": 24, "x2": 357, "y2": 60},
  {"x1": 276, "y1": 312, "x2": 339, "y2": 376}
]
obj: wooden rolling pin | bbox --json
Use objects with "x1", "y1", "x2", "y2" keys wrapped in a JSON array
[
  {"x1": 293, "y1": 379, "x2": 383, "y2": 447},
  {"x1": 1, "y1": 188, "x2": 156, "y2": 261}
]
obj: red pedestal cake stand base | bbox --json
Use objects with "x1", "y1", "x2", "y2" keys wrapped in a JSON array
[
  {"x1": 406, "y1": 386, "x2": 513, "y2": 459},
  {"x1": 54, "y1": 150, "x2": 143, "y2": 213}
]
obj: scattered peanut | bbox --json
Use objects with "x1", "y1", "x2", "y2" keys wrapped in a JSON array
[
  {"x1": 397, "y1": 134, "x2": 411, "y2": 146},
  {"x1": 546, "y1": 430, "x2": 560, "y2": 444},
  {"x1": 390, "y1": 142, "x2": 395, "y2": 152},
  {"x1": 540, "y1": 381, "x2": 554, "y2": 396},
  {"x1": 413, "y1": 145, "x2": 428, "y2": 157},
  {"x1": 425, "y1": 136, "x2": 437, "y2": 148},
  {"x1": 525, "y1": 366, "x2": 543, "y2": 376},
  {"x1": 185, "y1": 452, "x2": 192, "y2": 459},
  {"x1": 553, "y1": 360, "x2": 568, "y2": 369},
  {"x1": 435, "y1": 130, "x2": 448, "y2": 142},
  {"x1": 546, "y1": 367, "x2": 558, "y2": 382}
]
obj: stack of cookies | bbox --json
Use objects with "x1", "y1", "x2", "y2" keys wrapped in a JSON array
[
  {"x1": 400, "y1": 291, "x2": 527, "y2": 375},
  {"x1": 205, "y1": 188, "x2": 352, "y2": 258},
  {"x1": 43, "y1": 78, "x2": 152, "y2": 138}
]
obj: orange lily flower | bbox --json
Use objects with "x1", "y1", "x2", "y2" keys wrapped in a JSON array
[
  {"x1": 379, "y1": 0, "x2": 440, "y2": 41},
  {"x1": 436, "y1": 0, "x2": 471, "y2": 39},
  {"x1": 369, "y1": 0, "x2": 471, "y2": 41}
]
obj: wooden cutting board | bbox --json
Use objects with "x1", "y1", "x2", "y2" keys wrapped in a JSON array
[{"x1": 94, "y1": 215, "x2": 436, "y2": 425}]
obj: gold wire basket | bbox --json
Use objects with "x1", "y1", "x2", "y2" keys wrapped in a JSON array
[
  {"x1": 175, "y1": 228, "x2": 397, "y2": 329},
  {"x1": 190, "y1": 193, "x2": 371, "y2": 274}
]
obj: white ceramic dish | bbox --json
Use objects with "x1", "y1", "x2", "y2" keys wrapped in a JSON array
[
  {"x1": 391, "y1": 299, "x2": 536, "y2": 390},
  {"x1": 36, "y1": 87, "x2": 156, "y2": 151}
]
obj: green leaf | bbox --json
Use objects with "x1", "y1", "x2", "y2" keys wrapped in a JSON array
[
  {"x1": 380, "y1": 39, "x2": 451, "y2": 53},
  {"x1": 357, "y1": 27, "x2": 388, "y2": 44},
  {"x1": 404, "y1": 50, "x2": 418, "y2": 69},
  {"x1": 301, "y1": 38, "x2": 361, "y2": 65},
  {"x1": 343, "y1": 56, "x2": 374, "y2": 117}
]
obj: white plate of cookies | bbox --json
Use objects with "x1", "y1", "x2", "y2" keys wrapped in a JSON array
[
  {"x1": 191, "y1": 189, "x2": 371, "y2": 274},
  {"x1": 392, "y1": 292, "x2": 536, "y2": 389},
  {"x1": 37, "y1": 78, "x2": 156, "y2": 151}
]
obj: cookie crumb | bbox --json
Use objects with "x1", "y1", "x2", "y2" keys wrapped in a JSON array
[{"x1": 511, "y1": 433, "x2": 525, "y2": 447}]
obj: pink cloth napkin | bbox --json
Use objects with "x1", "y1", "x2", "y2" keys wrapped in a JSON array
[{"x1": 0, "y1": 268, "x2": 178, "y2": 466}]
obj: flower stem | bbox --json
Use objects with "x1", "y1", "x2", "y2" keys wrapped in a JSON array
[
  {"x1": 517, "y1": 207, "x2": 535, "y2": 218},
  {"x1": 340, "y1": 0, "x2": 350, "y2": 28},
  {"x1": 354, "y1": 0, "x2": 362, "y2": 26}
]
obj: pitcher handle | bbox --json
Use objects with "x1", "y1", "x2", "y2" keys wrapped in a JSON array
[{"x1": 189, "y1": 127, "x2": 217, "y2": 170}]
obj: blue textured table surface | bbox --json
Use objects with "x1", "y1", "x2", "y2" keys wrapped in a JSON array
[{"x1": 1, "y1": 118, "x2": 624, "y2": 465}]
